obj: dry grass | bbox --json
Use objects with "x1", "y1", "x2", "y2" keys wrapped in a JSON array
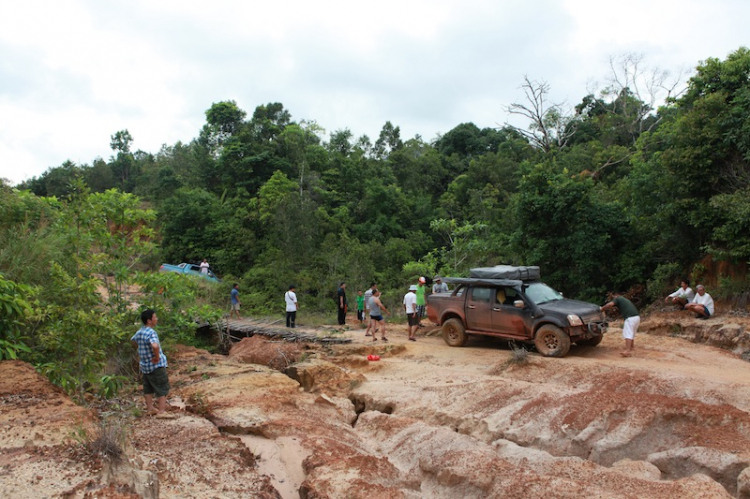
[
  {"x1": 488, "y1": 343, "x2": 530, "y2": 374},
  {"x1": 85, "y1": 419, "x2": 126, "y2": 463}
]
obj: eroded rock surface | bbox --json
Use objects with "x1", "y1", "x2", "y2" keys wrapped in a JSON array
[
  {"x1": 3, "y1": 314, "x2": 750, "y2": 498},
  {"x1": 285, "y1": 358, "x2": 366, "y2": 395},
  {"x1": 229, "y1": 335, "x2": 305, "y2": 370}
]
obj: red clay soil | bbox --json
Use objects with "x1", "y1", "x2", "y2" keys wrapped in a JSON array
[{"x1": 2, "y1": 311, "x2": 750, "y2": 498}]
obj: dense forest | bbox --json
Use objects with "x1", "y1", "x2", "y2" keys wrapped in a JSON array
[{"x1": 2, "y1": 48, "x2": 749, "y2": 398}]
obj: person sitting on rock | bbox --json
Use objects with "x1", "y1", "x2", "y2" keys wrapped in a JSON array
[
  {"x1": 684, "y1": 284, "x2": 714, "y2": 320},
  {"x1": 664, "y1": 279, "x2": 695, "y2": 309}
]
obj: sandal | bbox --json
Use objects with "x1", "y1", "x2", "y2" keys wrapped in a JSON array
[
  {"x1": 382, "y1": 337, "x2": 388, "y2": 342},
  {"x1": 373, "y1": 338, "x2": 378, "y2": 342}
]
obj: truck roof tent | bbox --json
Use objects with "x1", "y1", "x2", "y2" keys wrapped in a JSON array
[{"x1": 469, "y1": 265, "x2": 541, "y2": 281}]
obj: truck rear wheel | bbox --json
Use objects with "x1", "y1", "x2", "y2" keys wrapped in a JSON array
[
  {"x1": 577, "y1": 335, "x2": 603, "y2": 347},
  {"x1": 534, "y1": 325, "x2": 570, "y2": 357},
  {"x1": 442, "y1": 318, "x2": 468, "y2": 347}
]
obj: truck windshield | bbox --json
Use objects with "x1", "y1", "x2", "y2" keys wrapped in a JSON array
[{"x1": 524, "y1": 283, "x2": 564, "y2": 305}]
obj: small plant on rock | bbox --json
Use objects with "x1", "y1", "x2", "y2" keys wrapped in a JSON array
[
  {"x1": 187, "y1": 391, "x2": 214, "y2": 417},
  {"x1": 72, "y1": 419, "x2": 127, "y2": 464}
]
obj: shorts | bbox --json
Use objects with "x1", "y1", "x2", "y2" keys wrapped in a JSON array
[
  {"x1": 700, "y1": 305, "x2": 711, "y2": 317},
  {"x1": 143, "y1": 367, "x2": 170, "y2": 397},
  {"x1": 622, "y1": 316, "x2": 640, "y2": 340},
  {"x1": 370, "y1": 314, "x2": 384, "y2": 322},
  {"x1": 407, "y1": 313, "x2": 418, "y2": 326},
  {"x1": 417, "y1": 305, "x2": 425, "y2": 317},
  {"x1": 231, "y1": 303, "x2": 240, "y2": 311}
]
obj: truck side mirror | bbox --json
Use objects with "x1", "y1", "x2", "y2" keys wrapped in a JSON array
[{"x1": 514, "y1": 300, "x2": 524, "y2": 309}]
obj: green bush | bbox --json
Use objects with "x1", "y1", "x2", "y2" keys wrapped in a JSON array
[{"x1": 646, "y1": 262, "x2": 683, "y2": 303}]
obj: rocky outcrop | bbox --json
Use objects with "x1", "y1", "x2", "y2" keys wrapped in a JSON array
[
  {"x1": 229, "y1": 335, "x2": 305, "y2": 370},
  {"x1": 103, "y1": 460, "x2": 159, "y2": 499},
  {"x1": 738, "y1": 466, "x2": 750, "y2": 499},
  {"x1": 647, "y1": 446, "x2": 750, "y2": 496},
  {"x1": 611, "y1": 458, "x2": 662, "y2": 481},
  {"x1": 641, "y1": 316, "x2": 750, "y2": 353},
  {"x1": 285, "y1": 358, "x2": 366, "y2": 395}
]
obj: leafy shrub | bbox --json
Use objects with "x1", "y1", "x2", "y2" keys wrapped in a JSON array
[
  {"x1": 646, "y1": 262, "x2": 682, "y2": 303},
  {"x1": 714, "y1": 276, "x2": 750, "y2": 308},
  {"x1": 98, "y1": 375, "x2": 127, "y2": 399}
]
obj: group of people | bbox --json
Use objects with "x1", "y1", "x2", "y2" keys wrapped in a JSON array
[
  {"x1": 602, "y1": 279, "x2": 716, "y2": 358},
  {"x1": 349, "y1": 276, "x2": 449, "y2": 342},
  {"x1": 225, "y1": 274, "x2": 451, "y2": 332},
  {"x1": 663, "y1": 279, "x2": 715, "y2": 319}
]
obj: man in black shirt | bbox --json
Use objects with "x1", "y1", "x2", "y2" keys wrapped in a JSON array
[{"x1": 337, "y1": 282, "x2": 347, "y2": 325}]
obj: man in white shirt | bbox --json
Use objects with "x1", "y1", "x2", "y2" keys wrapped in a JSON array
[
  {"x1": 403, "y1": 284, "x2": 418, "y2": 341},
  {"x1": 285, "y1": 285, "x2": 298, "y2": 328},
  {"x1": 684, "y1": 284, "x2": 714, "y2": 320},
  {"x1": 664, "y1": 279, "x2": 694, "y2": 309},
  {"x1": 199, "y1": 259, "x2": 210, "y2": 274}
]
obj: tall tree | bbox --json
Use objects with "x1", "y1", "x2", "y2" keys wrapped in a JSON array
[{"x1": 505, "y1": 76, "x2": 577, "y2": 152}]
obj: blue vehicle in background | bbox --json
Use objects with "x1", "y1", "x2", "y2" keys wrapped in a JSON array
[{"x1": 159, "y1": 262, "x2": 221, "y2": 282}]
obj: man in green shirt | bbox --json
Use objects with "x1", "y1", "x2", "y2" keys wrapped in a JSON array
[
  {"x1": 601, "y1": 292, "x2": 640, "y2": 357},
  {"x1": 415, "y1": 277, "x2": 427, "y2": 327}
]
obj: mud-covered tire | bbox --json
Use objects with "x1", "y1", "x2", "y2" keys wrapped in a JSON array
[
  {"x1": 577, "y1": 335, "x2": 604, "y2": 347},
  {"x1": 534, "y1": 324, "x2": 571, "y2": 357},
  {"x1": 442, "y1": 318, "x2": 468, "y2": 347}
]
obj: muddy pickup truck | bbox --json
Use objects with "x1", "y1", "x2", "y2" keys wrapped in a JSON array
[{"x1": 426, "y1": 265, "x2": 607, "y2": 357}]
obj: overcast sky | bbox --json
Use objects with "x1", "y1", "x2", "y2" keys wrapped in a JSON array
[{"x1": 1, "y1": 0, "x2": 748, "y2": 185}]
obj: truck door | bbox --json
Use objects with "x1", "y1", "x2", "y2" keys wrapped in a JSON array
[
  {"x1": 465, "y1": 286, "x2": 494, "y2": 332},
  {"x1": 491, "y1": 286, "x2": 528, "y2": 337}
]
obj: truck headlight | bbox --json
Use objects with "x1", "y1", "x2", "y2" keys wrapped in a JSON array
[{"x1": 567, "y1": 314, "x2": 583, "y2": 326}]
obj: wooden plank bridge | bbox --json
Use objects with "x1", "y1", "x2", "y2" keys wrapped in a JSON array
[{"x1": 212, "y1": 318, "x2": 353, "y2": 345}]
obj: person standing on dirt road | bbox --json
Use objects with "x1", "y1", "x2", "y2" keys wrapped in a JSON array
[
  {"x1": 601, "y1": 292, "x2": 640, "y2": 357},
  {"x1": 356, "y1": 290, "x2": 365, "y2": 324},
  {"x1": 131, "y1": 309, "x2": 173, "y2": 418},
  {"x1": 403, "y1": 284, "x2": 418, "y2": 341},
  {"x1": 230, "y1": 283, "x2": 241, "y2": 320},
  {"x1": 364, "y1": 283, "x2": 378, "y2": 336},
  {"x1": 337, "y1": 282, "x2": 347, "y2": 325},
  {"x1": 285, "y1": 285, "x2": 298, "y2": 328},
  {"x1": 369, "y1": 289, "x2": 390, "y2": 342},
  {"x1": 415, "y1": 277, "x2": 427, "y2": 327}
]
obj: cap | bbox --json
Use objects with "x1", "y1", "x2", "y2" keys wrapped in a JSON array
[
  {"x1": 409, "y1": 285, "x2": 417, "y2": 291},
  {"x1": 419, "y1": 276, "x2": 426, "y2": 283},
  {"x1": 434, "y1": 276, "x2": 442, "y2": 280}
]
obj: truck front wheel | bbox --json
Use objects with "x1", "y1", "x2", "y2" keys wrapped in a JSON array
[
  {"x1": 442, "y1": 318, "x2": 468, "y2": 347},
  {"x1": 534, "y1": 325, "x2": 571, "y2": 357}
]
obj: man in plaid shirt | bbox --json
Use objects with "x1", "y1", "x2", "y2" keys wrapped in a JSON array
[{"x1": 131, "y1": 309, "x2": 172, "y2": 417}]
